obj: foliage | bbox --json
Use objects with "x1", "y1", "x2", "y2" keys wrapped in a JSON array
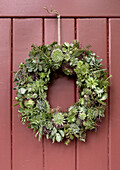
[{"x1": 13, "y1": 40, "x2": 112, "y2": 145}]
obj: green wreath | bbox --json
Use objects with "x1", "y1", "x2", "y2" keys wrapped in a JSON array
[{"x1": 14, "y1": 40, "x2": 111, "y2": 145}]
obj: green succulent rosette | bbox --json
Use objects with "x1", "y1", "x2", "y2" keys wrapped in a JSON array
[{"x1": 13, "y1": 40, "x2": 111, "y2": 145}]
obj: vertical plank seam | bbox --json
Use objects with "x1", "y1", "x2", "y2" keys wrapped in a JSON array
[
  {"x1": 75, "y1": 18, "x2": 77, "y2": 40},
  {"x1": 42, "y1": 137, "x2": 45, "y2": 170},
  {"x1": 74, "y1": 17, "x2": 77, "y2": 170},
  {"x1": 42, "y1": 17, "x2": 45, "y2": 170},
  {"x1": 107, "y1": 17, "x2": 110, "y2": 170},
  {"x1": 108, "y1": 18, "x2": 112, "y2": 170},
  {"x1": 10, "y1": 17, "x2": 13, "y2": 170},
  {"x1": 74, "y1": 18, "x2": 77, "y2": 103},
  {"x1": 43, "y1": 18, "x2": 44, "y2": 45}
]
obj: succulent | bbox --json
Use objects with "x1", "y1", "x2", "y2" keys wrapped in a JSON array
[
  {"x1": 18, "y1": 87, "x2": 26, "y2": 94},
  {"x1": 67, "y1": 114, "x2": 76, "y2": 123},
  {"x1": 24, "y1": 99, "x2": 35, "y2": 108},
  {"x1": 62, "y1": 62, "x2": 74, "y2": 76},
  {"x1": 95, "y1": 88, "x2": 104, "y2": 98},
  {"x1": 74, "y1": 61, "x2": 89, "y2": 75},
  {"x1": 70, "y1": 123, "x2": 80, "y2": 134},
  {"x1": 62, "y1": 68, "x2": 73, "y2": 76},
  {"x1": 46, "y1": 121, "x2": 53, "y2": 130},
  {"x1": 83, "y1": 120, "x2": 95, "y2": 130},
  {"x1": 64, "y1": 53, "x2": 70, "y2": 61},
  {"x1": 86, "y1": 77, "x2": 98, "y2": 89},
  {"x1": 76, "y1": 118, "x2": 82, "y2": 126},
  {"x1": 51, "y1": 127, "x2": 57, "y2": 136},
  {"x1": 52, "y1": 112, "x2": 65, "y2": 127},
  {"x1": 32, "y1": 93, "x2": 38, "y2": 98},
  {"x1": 78, "y1": 112, "x2": 86, "y2": 120},
  {"x1": 80, "y1": 63, "x2": 89, "y2": 75},
  {"x1": 51, "y1": 49, "x2": 63, "y2": 63},
  {"x1": 36, "y1": 100, "x2": 48, "y2": 112}
]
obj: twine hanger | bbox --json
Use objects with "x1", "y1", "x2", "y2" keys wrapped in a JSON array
[{"x1": 43, "y1": 6, "x2": 61, "y2": 45}]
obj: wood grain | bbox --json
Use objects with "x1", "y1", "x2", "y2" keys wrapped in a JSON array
[
  {"x1": 13, "y1": 19, "x2": 43, "y2": 170},
  {"x1": 77, "y1": 18, "x2": 108, "y2": 170},
  {"x1": 0, "y1": 0, "x2": 120, "y2": 17},
  {"x1": 109, "y1": 18, "x2": 120, "y2": 170},
  {"x1": 0, "y1": 19, "x2": 11, "y2": 170}
]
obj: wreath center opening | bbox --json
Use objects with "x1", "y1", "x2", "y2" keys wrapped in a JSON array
[{"x1": 47, "y1": 74, "x2": 76, "y2": 112}]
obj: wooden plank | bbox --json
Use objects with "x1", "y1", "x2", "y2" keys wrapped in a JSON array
[
  {"x1": 44, "y1": 18, "x2": 75, "y2": 44},
  {"x1": 109, "y1": 18, "x2": 120, "y2": 170},
  {"x1": 77, "y1": 19, "x2": 108, "y2": 170},
  {"x1": 0, "y1": 19, "x2": 11, "y2": 170},
  {"x1": 13, "y1": 19, "x2": 43, "y2": 170},
  {"x1": 0, "y1": 0, "x2": 120, "y2": 17},
  {"x1": 44, "y1": 18, "x2": 75, "y2": 170}
]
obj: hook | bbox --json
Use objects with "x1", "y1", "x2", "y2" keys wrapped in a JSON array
[{"x1": 43, "y1": 6, "x2": 60, "y2": 17}]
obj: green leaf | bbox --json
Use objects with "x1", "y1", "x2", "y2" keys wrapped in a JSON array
[
  {"x1": 52, "y1": 136, "x2": 56, "y2": 143},
  {"x1": 97, "y1": 99, "x2": 106, "y2": 105},
  {"x1": 79, "y1": 113, "x2": 86, "y2": 120},
  {"x1": 39, "y1": 65, "x2": 42, "y2": 71},
  {"x1": 70, "y1": 134, "x2": 74, "y2": 140},
  {"x1": 19, "y1": 102, "x2": 24, "y2": 108},
  {"x1": 64, "y1": 42, "x2": 69, "y2": 47},
  {"x1": 100, "y1": 93, "x2": 108, "y2": 101},
  {"x1": 46, "y1": 134, "x2": 49, "y2": 139},
  {"x1": 56, "y1": 133, "x2": 62, "y2": 142},
  {"x1": 59, "y1": 130, "x2": 64, "y2": 137},
  {"x1": 80, "y1": 137, "x2": 85, "y2": 142},
  {"x1": 24, "y1": 99, "x2": 35, "y2": 108},
  {"x1": 13, "y1": 103, "x2": 19, "y2": 107},
  {"x1": 51, "y1": 127, "x2": 57, "y2": 136},
  {"x1": 35, "y1": 131, "x2": 39, "y2": 138},
  {"x1": 19, "y1": 88, "x2": 26, "y2": 94},
  {"x1": 38, "y1": 132, "x2": 42, "y2": 142},
  {"x1": 64, "y1": 54, "x2": 70, "y2": 61},
  {"x1": 65, "y1": 139, "x2": 70, "y2": 146},
  {"x1": 72, "y1": 49, "x2": 83, "y2": 57},
  {"x1": 62, "y1": 47, "x2": 67, "y2": 52}
]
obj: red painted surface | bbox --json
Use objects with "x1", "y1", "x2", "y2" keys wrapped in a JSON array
[
  {"x1": 0, "y1": 2, "x2": 119, "y2": 170},
  {"x1": 77, "y1": 19, "x2": 108, "y2": 170},
  {"x1": 109, "y1": 19, "x2": 120, "y2": 170},
  {"x1": 13, "y1": 19, "x2": 43, "y2": 170},
  {"x1": 0, "y1": 19, "x2": 11, "y2": 170},
  {"x1": 0, "y1": 0, "x2": 120, "y2": 17}
]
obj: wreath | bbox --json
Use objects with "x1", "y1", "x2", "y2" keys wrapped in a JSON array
[{"x1": 14, "y1": 40, "x2": 111, "y2": 145}]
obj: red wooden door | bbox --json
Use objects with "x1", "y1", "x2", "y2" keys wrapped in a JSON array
[{"x1": 0, "y1": 1, "x2": 120, "y2": 170}]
